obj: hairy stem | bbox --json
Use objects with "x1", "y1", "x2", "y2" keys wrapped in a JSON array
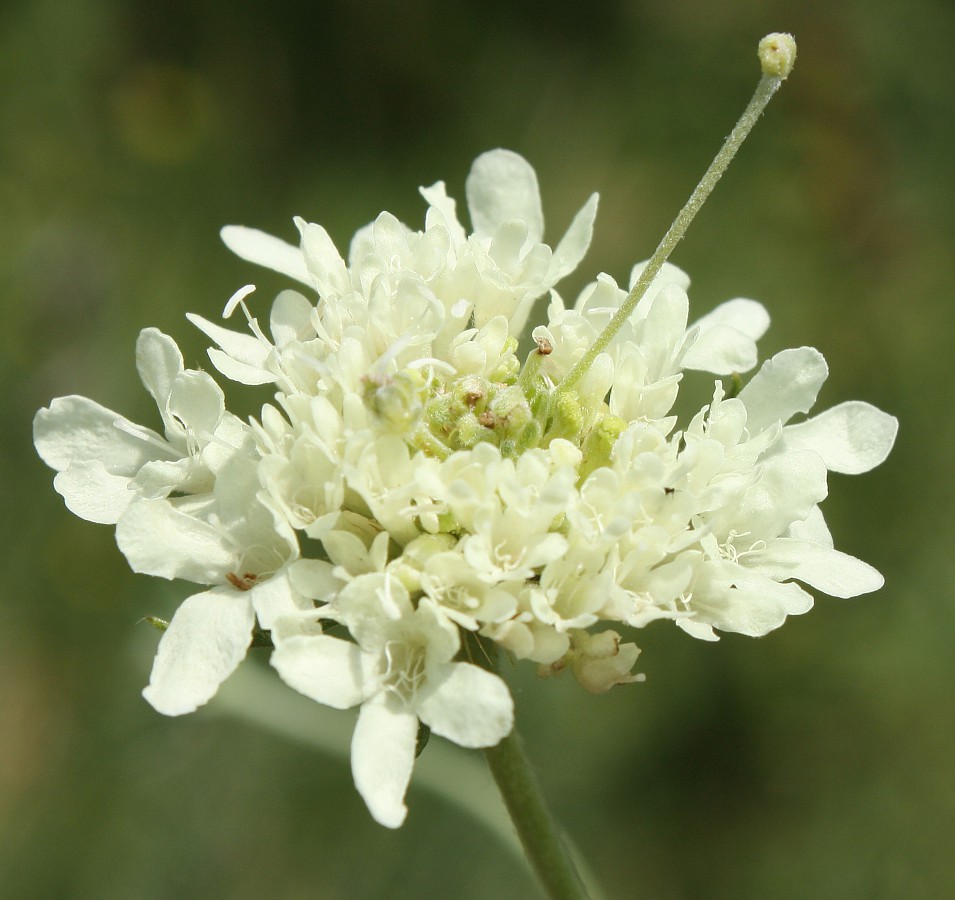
[
  {"x1": 484, "y1": 727, "x2": 592, "y2": 900},
  {"x1": 556, "y1": 69, "x2": 788, "y2": 398}
]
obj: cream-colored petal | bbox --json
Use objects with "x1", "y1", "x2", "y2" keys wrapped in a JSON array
[
  {"x1": 744, "y1": 537, "x2": 883, "y2": 598},
  {"x1": 249, "y1": 567, "x2": 312, "y2": 629},
  {"x1": 551, "y1": 193, "x2": 598, "y2": 281},
  {"x1": 269, "y1": 289, "x2": 315, "y2": 347},
  {"x1": 296, "y1": 219, "x2": 350, "y2": 298},
  {"x1": 270, "y1": 633, "x2": 371, "y2": 709},
  {"x1": 220, "y1": 225, "x2": 311, "y2": 286},
  {"x1": 53, "y1": 460, "x2": 135, "y2": 524},
  {"x1": 186, "y1": 313, "x2": 273, "y2": 385},
  {"x1": 466, "y1": 149, "x2": 544, "y2": 245},
  {"x1": 417, "y1": 662, "x2": 513, "y2": 748},
  {"x1": 737, "y1": 347, "x2": 829, "y2": 434},
  {"x1": 135, "y1": 328, "x2": 184, "y2": 411},
  {"x1": 142, "y1": 588, "x2": 254, "y2": 716},
  {"x1": 682, "y1": 324, "x2": 759, "y2": 375},
  {"x1": 692, "y1": 298, "x2": 770, "y2": 340},
  {"x1": 166, "y1": 370, "x2": 225, "y2": 439},
  {"x1": 34, "y1": 396, "x2": 168, "y2": 473},
  {"x1": 696, "y1": 566, "x2": 814, "y2": 637},
  {"x1": 782, "y1": 401, "x2": 898, "y2": 474},
  {"x1": 115, "y1": 498, "x2": 235, "y2": 583},
  {"x1": 351, "y1": 695, "x2": 418, "y2": 829}
]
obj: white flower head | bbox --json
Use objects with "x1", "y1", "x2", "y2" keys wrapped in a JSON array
[{"x1": 34, "y1": 145, "x2": 897, "y2": 827}]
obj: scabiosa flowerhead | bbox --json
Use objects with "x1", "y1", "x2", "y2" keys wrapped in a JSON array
[{"x1": 34, "y1": 70, "x2": 897, "y2": 826}]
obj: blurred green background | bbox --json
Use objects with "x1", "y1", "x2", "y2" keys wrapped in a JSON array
[{"x1": 3, "y1": 1, "x2": 952, "y2": 897}]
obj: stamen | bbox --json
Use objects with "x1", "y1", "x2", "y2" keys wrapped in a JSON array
[
  {"x1": 191, "y1": 426, "x2": 242, "y2": 456},
  {"x1": 381, "y1": 639, "x2": 427, "y2": 704},
  {"x1": 375, "y1": 332, "x2": 416, "y2": 374},
  {"x1": 226, "y1": 571, "x2": 258, "y2": 591},
  {"x1": 236, "y1": 544, "x2": 285, "y2": 580},
  {"x1": 406, "y1": 356, "x2": 456, "y2": 375},
  {"x1": 112, "y1": 419, "x2": 179, "y2": 457},
  {"x1": 290, "y1": 348, "x2": 333, "y2": 379},
  {"x1": 222, "y1": 284, "x2": 257, "y2": 318},
  {"x1": 380, "y1": 570, "x2": 403, "y2": 619},
  {"x1": 222, "y1": 283, "x2": 273, "y2": 348},
  {"x1": 556, "y1": 33, "x2": 797, "y2": 399},
  {"x1": 517, "y1": 337, "x2": 553, "y2": 391}
]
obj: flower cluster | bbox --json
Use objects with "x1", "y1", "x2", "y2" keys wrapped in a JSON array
[{"x1": 34, "y1": 150, "x2": 897, "y2": 827}]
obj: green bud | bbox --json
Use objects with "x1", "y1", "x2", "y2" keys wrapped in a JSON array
[
  {"x1": 514, "y1": 419, "x2": 543, "y2": 454},
  {"x1": 425, "y1": 392, "x2": 455, "y2": 434},
  {"x1": 489, "y1": 337, "x2": 521, "y2": 382},
  {"x1": 491, "y1": 384, "x2": 531, "y2": 426},
  {"x1": 579, "y1": 414, "x2": 627, "y2": 480},
  {"x1": 547, "y1": 391, "x2": 585, "y2": 442},
  {"x1": 402, "y1": 533, "x2": 457, "y2": 569},
  {"x1": 452, "y1": 375, "x2": 490, "y2": 415},
  {"x1": 363, "y1": 371, "x2": 425, "y2": 433},
  {"x1": 454, "y1": 412, "x2": 494, "y2": 448}
]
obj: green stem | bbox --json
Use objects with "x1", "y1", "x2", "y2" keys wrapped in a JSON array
[
  {"x1": 556, "y1": 71, "x2": 785, "y2": 398},
  {"x1": 484, "y1": 726, "x2": 591, "y2": 900}
]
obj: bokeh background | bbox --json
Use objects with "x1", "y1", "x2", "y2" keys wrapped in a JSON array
[{"x1": 3, "y1": 1, "x2": 952, "y2": 897}]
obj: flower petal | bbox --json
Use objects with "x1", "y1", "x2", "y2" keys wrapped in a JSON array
[
  {"x1": 716, "y1": 449, "x2": 829, "y2": 542},
  {"x1": 551, "y1": 192, "x2": 599, "y2": 280},
  {"x1": 33, "y1": 396, "x2": 166, "y2": 474},
  {"x1": 269, "y1": 289, "x2": 315, "y2": 347},
  {"x1": 488, "y1": 219, "x2": 530, "y2": 272},
  {"x1": 628, "y1": 260, "x2": 691, "y2": 294},
  {"x1": 675, "y1": 618, "x2": 719, "y2": 641},
  {"x1": 419, "y1": 179, "x2": 467, "y2": 244},
  {"x1": 135, "y1": 328, "x2": 184, "y2": 411},
  {"x1": 682, "y1": 300, "x2": 768, "y2": 375},
  {"x1": 786, "y1": 504, "x2": 833, "y2": 548},
  {"x1": 167, "y1": 370, "x2": 225, "y2": 439},
  {"x1": 737, "y1": 347, "x2": 829, "y2": 434},
  {"x1": 248, "y1": 566, "x2": 311, "y2": 629},
  {"x1": 693, "y1": 298, "x2": 770, "y2": 340},
  {"x1": 417, "y1": 662, "x2": 513, "y2": 748},
  {"x1": 744, "y1": 537, "x2": 884, "y2": 598},
  {"x1": 270, "y1": 633, "x2": 371, "y2": 709},
  {"x1": 695, "y1": 566, "x2": 814, "y2": 637},
  {"x1": 296, "y1": 219, "x2": 350, "y2": 299},
  {"x1": 116, "y1": 498, "x2": 235, "y2": 583},
  {"x1": 220, "y1": 225, "x2": 312, "y2": 286},
  {"x1": 288, "y1": 558, "x2": 343, "y2": 601},
  {"x1": 186, "y1": 314, "x2": 274, "y2": 385},
  {"x1": 351, "y1": 695, "x2": 418, "y2": 828},
  {"x1": 681, "y1": 324, "x2": 758, "y2": 375},
  {"x1": 208, "y1": 348, "x2": 277, "y2": 385},
  {"x1": 142, "y1": 588, "x2": 254, "y2": 716},
  {"x1": 466, "y1": 149, "x2": 544, "y2": 245},
  {"x1": 781, "y1": 401, "x2": 898, "y2": 475},
  {"x1": 53, "y1": 460, "x2": 136, "y2": 524}
]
